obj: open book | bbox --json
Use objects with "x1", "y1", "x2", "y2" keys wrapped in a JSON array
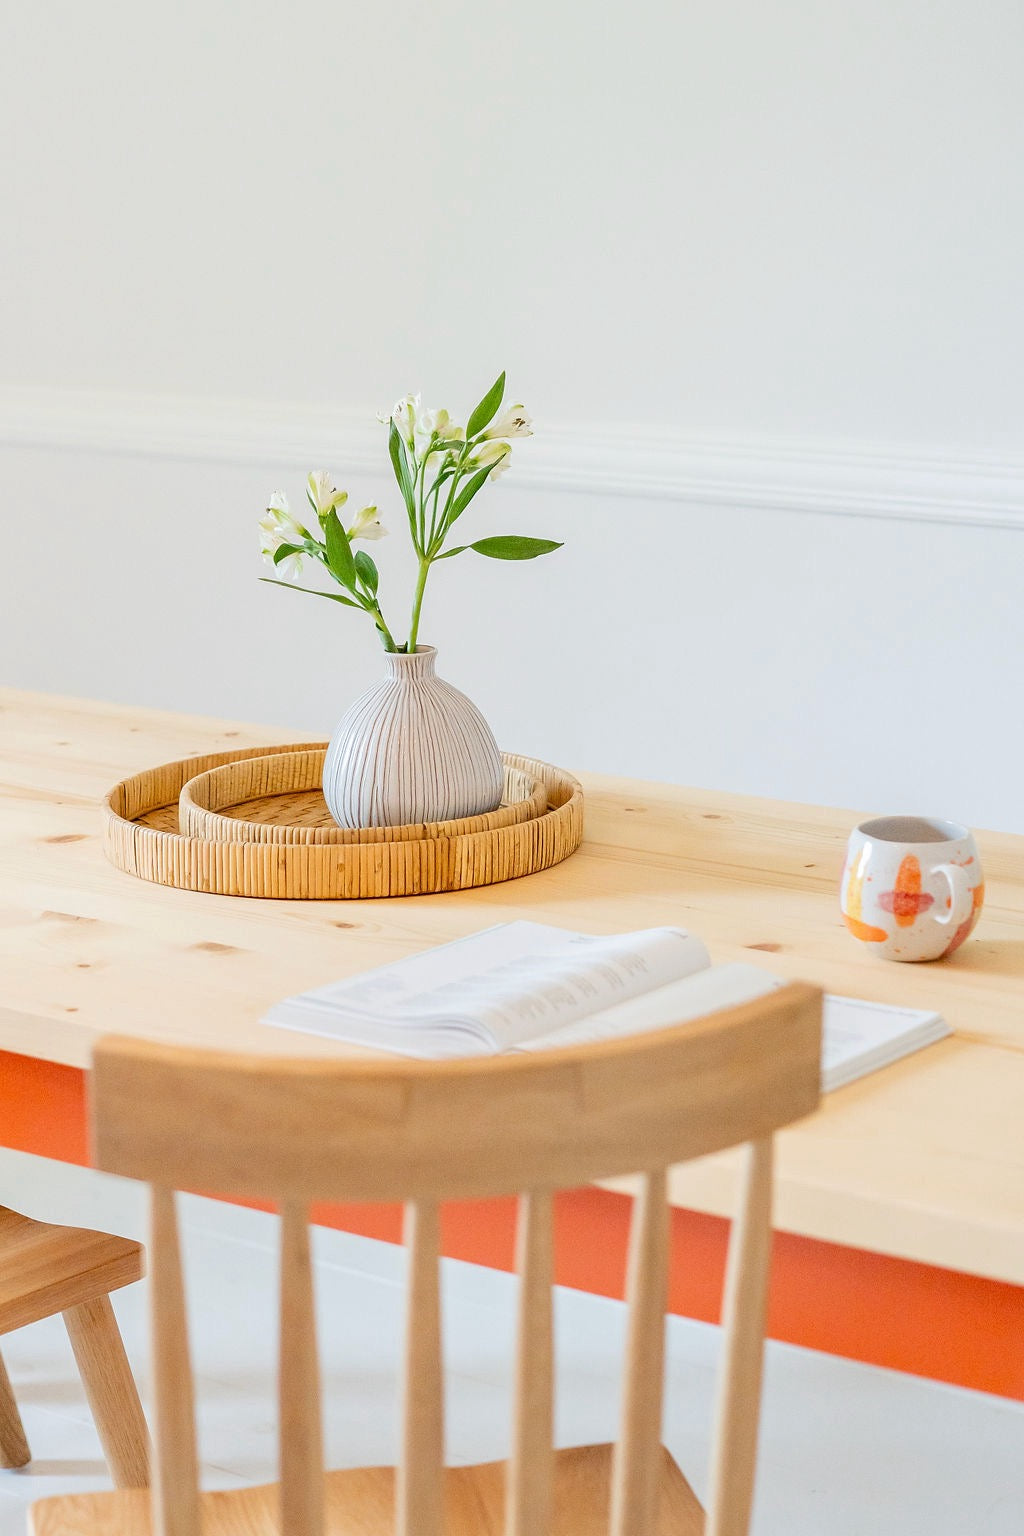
[{"x1": 262, "y1": 922, "x2": 951, "y2": 1092}]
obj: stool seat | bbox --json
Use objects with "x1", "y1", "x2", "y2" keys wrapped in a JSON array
[
  {"x1": 0, "y1": 1205, "x2": 149, "y2": 1487},
  {"x1": 30, "y1": 1443, "x2": 704, "y2": 1536},
  {"x1": 0, "y1": 1206, "x2": 144, "y2": 1335}
]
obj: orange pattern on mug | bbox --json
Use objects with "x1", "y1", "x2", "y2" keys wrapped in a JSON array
[
  {"x1": 878, "y1": 854, "x2": 935, "y2": 928},
  {"x1": 944, "y1": 882, "x2": 986, "y2": 957},
  {"x1": 842, "y1": 816, "x2": 983, "y2": 962},
  {"x1": 842, "y1": 845, "x2": 888, "y2": 943}
]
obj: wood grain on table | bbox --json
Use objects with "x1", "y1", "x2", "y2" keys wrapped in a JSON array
[{"x1": 1, "y1": 688, "x2": 1022, "y2": 1284}]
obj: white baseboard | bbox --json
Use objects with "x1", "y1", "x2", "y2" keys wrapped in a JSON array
[{"x1": 1, "y1": 385, "x2": 1022, "y2": 530}]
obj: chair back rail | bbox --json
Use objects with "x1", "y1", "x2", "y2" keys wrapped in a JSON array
[
  {"x1": 279, "y1": 1201, "x2": 326, "y2": 1536},
  {"x1": 610, "y1": 1167, "x2": 670, "y2": 1536},
  {"x1": 507, "y1": 1190, "x2": 554, "y2": 1536},
  {"x1": 399, "y1": 1200, "x2": 444, "y2": 1536},
  {"x1": 91, "y1": 985, "x2": 821, "y2": 1203},
  {"x1": 705, "y1": 1138, "x2": 773, "y2": 1536},
  {"x1": 91, "y1": 981, "x2": 822, "y2": 1536},
  {"x1": 148, "y1": 1186, "x2": 199, "y2": 1536}
]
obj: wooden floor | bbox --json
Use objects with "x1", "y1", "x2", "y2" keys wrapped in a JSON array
[{"x1": 0, "y1": 1178, "x2": 1021, "y2": 1536}]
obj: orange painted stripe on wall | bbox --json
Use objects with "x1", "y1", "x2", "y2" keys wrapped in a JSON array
[{"x1": 3, "y1": 1050, "x2": 1021, "y2": 1400}]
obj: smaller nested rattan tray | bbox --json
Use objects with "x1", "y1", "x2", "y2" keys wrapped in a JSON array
[
  {"x1": 103, "y1": 743, "x2": 584, "y2": 899},
  {"x1": 178, "y1": 749, "x2": 548, "y2": 846}
]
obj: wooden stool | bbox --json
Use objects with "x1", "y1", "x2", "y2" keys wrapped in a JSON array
[{"x1": 0, "y1": 1205, "x2": 149, "y2": 1487}]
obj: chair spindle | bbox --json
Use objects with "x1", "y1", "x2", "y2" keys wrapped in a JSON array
[
  {"x1": 279, "y1": 1202, "x2": 325, "y2": 1536},
  {"x1": 398, "y1": 1199, "x2": 444, "y2": 1536},
  {"x1": 506, "y1": 1190, "x2": 554, "y2": 1536},
  {"x1": 610, "y1": 1168, "x2": 669, "y2": 1536},
  {"x1": 149, "y1": 1186, "x2": 200, "y2": 1536},
  {"x1": 704, "y1": 1137, "x2": 774, "y2": 1536}
]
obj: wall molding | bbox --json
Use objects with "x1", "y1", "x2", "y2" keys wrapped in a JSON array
[{"x1": 2, "y1": 385, "x2": 1022, "y2": 531}]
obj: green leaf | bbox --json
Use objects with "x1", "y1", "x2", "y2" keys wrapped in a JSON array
[
  {"x1": 428, "y1": 463, "x2": 460, "y2": 499},
  {"x1": 470, "y1": 536, "x2": 563, "y2": 561},
  {"x1": 258, "y1": 577, "x2": 362, "y2": 609},
  {"x1": 446, "y1": 464, "x2": 494, "y2": 526},
  {"x1": 272, "y1": 538, "x2": 327, "y2": 566},
  {"x1": 388, "y1": 420, "x2": 416, "y2": 519},
  {"x1": 354, "y1": 549, "x2": 379, "y2": 594},
  {"x1": 324, "y1": 509, "x2": 357, "y2": 589},
  {"x1": 272, "y1": 542, "x2": 304, "y2": 565},
  {"x1": 466, "y1": 371, "x2": 506, "y2": 438},
  {"x1": 434, "y1": 544, "x2": 468, "y2": 561}
]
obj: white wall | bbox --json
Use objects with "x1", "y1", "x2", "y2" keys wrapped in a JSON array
[{"x1": 2, "y1": 2, "x2": 1023, "y2": 829}]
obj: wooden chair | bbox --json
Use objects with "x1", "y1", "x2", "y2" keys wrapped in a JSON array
[
  {"x1": 0, "y1": 1205, "x2": 149, "y2": 1487},
  {"x1": 30, "y1": 981, "x2": 821, "y2": 1536}
]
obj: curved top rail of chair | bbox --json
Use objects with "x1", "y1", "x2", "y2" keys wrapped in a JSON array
[{"x1": 89, "y1": 982, "x2": 822, "y2": 1204}]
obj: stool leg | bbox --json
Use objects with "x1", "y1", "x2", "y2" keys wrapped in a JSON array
[
  {"x1": 63, "y1": 1295, "x2": 150, "y2": 1488},
  {"x1": 0, "y1": 1349, "x2": 30, "y2": 1469}
]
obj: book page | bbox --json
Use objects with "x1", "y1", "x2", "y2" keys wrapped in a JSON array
[
  {"x1": 264, "y1": 921, "x2": 711, "y2": 1053},
  {"x1": 514, "y1": 963, "x2": 784, "y2": 1051},
  {"x1": 263, "y1": 921, "x2": 950, "y2": 1083},
  {"x1": 413, "y1": 925, "x2": 710, "y2": 1048},
  {"x1": 821, "y1": 995, "x2": 947, "y2": 1090},
  {"x1": 517, "y1": 969, "x2": 949, "y2": 1093}
]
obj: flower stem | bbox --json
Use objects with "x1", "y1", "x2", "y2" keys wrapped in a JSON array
[
  {"x1": 407, "y1": 557, "x2": 431, "y2": 652},
  {"x1": 373, "y1": 607, "x2": 398, "y2": 652}
]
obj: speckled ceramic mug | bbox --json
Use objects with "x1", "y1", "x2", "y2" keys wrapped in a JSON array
[{"x1": 840, "y1": 816, "x2": 984, "y2": 962}]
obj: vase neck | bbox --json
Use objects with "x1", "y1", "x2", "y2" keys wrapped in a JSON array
[{"x1": 384, "y1": 645, "x2": 437, "y2": 681}]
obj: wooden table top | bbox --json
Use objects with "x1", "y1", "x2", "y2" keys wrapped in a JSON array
[{"x1": 2, "y1": 688, "x2": 1022, "y2": 1285}]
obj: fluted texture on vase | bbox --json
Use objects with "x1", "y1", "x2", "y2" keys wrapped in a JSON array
[{"x1": 322, "y1": 647, "x2": 505, "y2": 829}]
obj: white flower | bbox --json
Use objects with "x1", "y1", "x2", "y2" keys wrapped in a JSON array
[
  {"x1": 470, "y1": 440, "x2": 512, "y2": 480},
  {"x1": 260, "y1": 492, "x2": 309, "y2": 545},
  {"x1": 259, "y1": 493, "x2": 310, "y2": 580},
  {"x1": 438, "y1": 412, "x2": 465, "y2": 444},
  {"x1": 412, "y1": 405, "x2": 464, "y2": 464},
  {"x1": 416, "y1": 406, "x2": 464, "y2": 448},
  {"x1": 390, "y1": 393, "x2": 420, "y2": 449},
  {"x1": 347, "y1": 504, "x2": 388, "y2": 542},
  {"x1": 306, "y1": 470, "x2": 348, "y2": 522},
  {"x1": 484, "y1": 403, "x2": 533, "y2": 440}
]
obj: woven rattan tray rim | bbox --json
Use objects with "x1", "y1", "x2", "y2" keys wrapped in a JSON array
[
  {"x1": 102, "y1": 743, "x2": 583, "y2": 899},
  {"x1": 178, "y1": 748, "x2": 548, "y2": 846}
]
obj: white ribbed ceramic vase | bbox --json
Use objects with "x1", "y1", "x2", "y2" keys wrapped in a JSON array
[{"x1": 322, "y1": 646, "x2": 504, "y2": 829}]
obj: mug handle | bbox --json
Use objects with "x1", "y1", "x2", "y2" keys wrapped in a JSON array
[{"x1": 932, "y1": 863, "x2": 974, "y2": 931}]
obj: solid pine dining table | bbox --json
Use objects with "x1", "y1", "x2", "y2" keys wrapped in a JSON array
[{"x1": 1, "y1": 688, "x2": 1022, "y2": 1399}]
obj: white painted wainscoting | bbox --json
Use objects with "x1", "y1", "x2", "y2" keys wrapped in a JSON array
[
  {"x1": 3, "y1": 387, "x2": 1024, "y2": 530},
  {"x1": 2, "y1": 389, "x2": 1023, "y2": 831}
]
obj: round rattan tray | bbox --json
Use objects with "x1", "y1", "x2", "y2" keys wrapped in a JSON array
[
  {"x1": 103, "y1": 743, "x2": 583, "y2": 899},
  {"x1": 178, "y1": 748, "x2": 548, "y2": 846}
]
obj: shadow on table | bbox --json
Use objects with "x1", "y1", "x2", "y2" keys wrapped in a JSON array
[{"x1": 944, "y1": 937, "x2": 1024, "y2": 976}]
